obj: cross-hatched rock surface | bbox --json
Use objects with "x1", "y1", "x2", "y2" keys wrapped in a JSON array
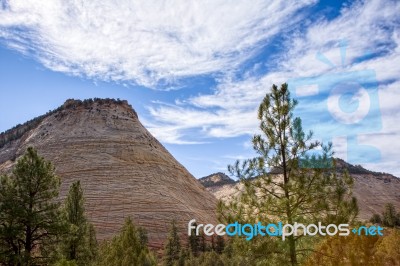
[{"x1": 0, "y1": 99, "x2": 218, "y2": 249}]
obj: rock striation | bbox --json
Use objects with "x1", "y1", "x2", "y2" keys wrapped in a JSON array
[
  {"x1": 0, "y1": 98, "x2": 218, "y2": 249},
  {"x1": 200, "y1": 161, "x2": 400, "y2": 220}
]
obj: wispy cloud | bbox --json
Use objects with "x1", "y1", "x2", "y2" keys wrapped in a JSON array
[
  {"x1": 1, "y1": 0, "x2": 399, "y2": 175},
  {"x1": 146, "y1": 0, "x2": 400, "y2": 175},
  {"x1": 145, "y1": 72, "x2": 287, "y2": 141},
  {"x1": 0, "y1": 0, "x2": 314, "y2": 87}
]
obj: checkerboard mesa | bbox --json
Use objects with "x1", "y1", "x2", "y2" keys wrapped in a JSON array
[{"x1": 0, "y1": 98, "x2": 218, "y2": 249}]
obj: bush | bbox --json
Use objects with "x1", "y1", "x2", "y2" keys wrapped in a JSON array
[{"x1": 370, "y1": 213, "x2": 382, "y2": 224}]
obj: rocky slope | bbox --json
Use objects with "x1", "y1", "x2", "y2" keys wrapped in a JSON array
[
  {"x1": 198, "y1": 172, "x2": 236, "y2": 188},
  {"x1": 0, "y1": 98, "x2": 218, "y2": 249},
  {"x1": 200, "y1": 161, "x2": 400, "y2": 220}
]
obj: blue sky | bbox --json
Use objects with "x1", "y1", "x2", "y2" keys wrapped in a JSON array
[{"x1": 0, "y1": 0, "x2": 399, "y2": 177}]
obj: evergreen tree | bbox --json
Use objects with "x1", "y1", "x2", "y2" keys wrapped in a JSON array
[
  {"x1": 0, "y1": 147, "x2": 63, "y2": 265},
  {"x1": 370, "y1": 213, "x2": 382, "y2": 224},
  {"x1": 60, "y1": 180, "x2": 97, "y2": 265},
  {"x1": 188, "y1": 222, "x2": 199, "y2": 256},
  {"x1": 96, "y1": 217, "x2": 156, "y2": 266},
  {"x1": 215, "y1": 236, "x2": 225, "y2": 254},
  {"x1": 177, "y1": 248, "x2": 189, "y2": 266},
  {"x1": 138, "y1": 226, "x2": 149, "y2": 247},
  {"x1": 219, "y1": 84, "x2": 358, "y2": 265},
  {"x1": 86, "y1": 223, "x2": 98, "y2": 263},
  {"x1": 0, "y1": 173, "x2": 21, "y2": 265},
  {"x1": 199, "y1": 233, "x2": 207, "y2": 253},
  {"x1": 382, "y1": 203, "x2": 397, "y2": 227},
  {"x1": 164, "y1": 220, "x2": 181, "y2": 266},
  {"x1": 210, "y1": 235, "x2": 216, "y2": 252}
]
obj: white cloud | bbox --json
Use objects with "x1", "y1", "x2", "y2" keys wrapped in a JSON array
[
  {"x1": 146, "y1": 0, "x2": 400, "y2": 176},
  {"x1": 145, "y1": 71, "x2": 288, "y2": 141},
  {"x1": 1, "y1": 0, "x2": 398, "y2": 174},
  {"x1": 0, "y1": 0, "x2": 314, "y2": 87},
  {"x1": 280, "y1": 0, "x2": 400, "y2": 79}
]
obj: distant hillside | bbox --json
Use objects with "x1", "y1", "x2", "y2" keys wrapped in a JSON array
[
  {"x1": 200, "y1": 159, "x2": 400, "y2": 220},
  {"x1": 334, "y1": 158, "x2": 397, "y2": 178},
  {"x1": 199, "y1": 172, "x2": 236, "y2": 187}
]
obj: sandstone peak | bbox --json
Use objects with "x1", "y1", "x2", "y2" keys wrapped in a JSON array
[
  {"x1": 0, "y1": 98, "x2": 218, "y2": 249},
  {"x1": 199, "y1": 172, "x2": 236, "y2": 188}
]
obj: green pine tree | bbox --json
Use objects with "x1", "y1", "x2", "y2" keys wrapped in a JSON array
[
  {"x1": 199, "y1": 233, "x2": 206, "y2": 253},
  {"x1": 382, "y1": 203, "x2": 397, "y2": 227},
  {"x1": 215, "y1": 236, "x2": 225, "y2": 254},
  {"x1": 0, "y1": 147, "x2": 63, "y2": 265},
  {"x1": 219, "y1": 83, "x2": 358, "y2": 265},
  {"x1": 188, "y1": 222, "x2": 199, "y2": 256},
  {"x1": 138, "y1": 226, "x2": 149, "y2": 248},
  {"x1": 177, "y1": 248, "x2": 189, "y2": 266},
  {"x1": 96, "y1": 217, "x2": 156, "y2": 266},
  {"x1": 0, "y1": 171, "x2": 22, "y2": 265},
  {"x1": 370, "y1": 213, "x2": 382, "y2": 224},
  {"x1": 164, "y1": 220, "x2": 181, "y2": 266},
  {"x1": 210, "y1": 235, "x2": 216, "y2": 252},
  {"x1": 86, "y1": 223, "x2": 98, "y2": 263},
  {"x1": 60, "y1": 180, "x2": 97, "y2": 265}
]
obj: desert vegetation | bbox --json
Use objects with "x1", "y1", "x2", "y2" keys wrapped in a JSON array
[{"x1": 370, "y1": 203, "x2": 400, "y2": 228}]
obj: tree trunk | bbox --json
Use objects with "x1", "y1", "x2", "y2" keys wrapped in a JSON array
[
  {"x1": 286, "y1": 201, "x2": 297, "y2": 265},
  {"x1": 288, "y1": 234, "x2": 297, "y2": 266},
  {"x1": 282, "y1": 140, "x2": 297, "y2": 265},
  {"x1": 25, "y1": 225, "x2": 32, "y2": 265}
]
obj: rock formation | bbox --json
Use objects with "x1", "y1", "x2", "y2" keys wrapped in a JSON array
[
  {"x1": 198, "y1": 172, "x2": 236, "y2": 188},
  {"x1": 0, "y1": 98, "x2": 218, "y2": 249},
  {"x1": 200, "y1": 161, "x2": 400, "y2": 220}
]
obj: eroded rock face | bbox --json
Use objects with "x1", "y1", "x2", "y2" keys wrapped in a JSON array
[
  {"x1": 199, "y1": 172, "x2": 236, "y2": 188},
  {"x1": 201, "y1": 163, "x2": 400, "y2": 221},
  {"x1": 0, "y1": 99, "x2": 218, "y2": 249}
]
